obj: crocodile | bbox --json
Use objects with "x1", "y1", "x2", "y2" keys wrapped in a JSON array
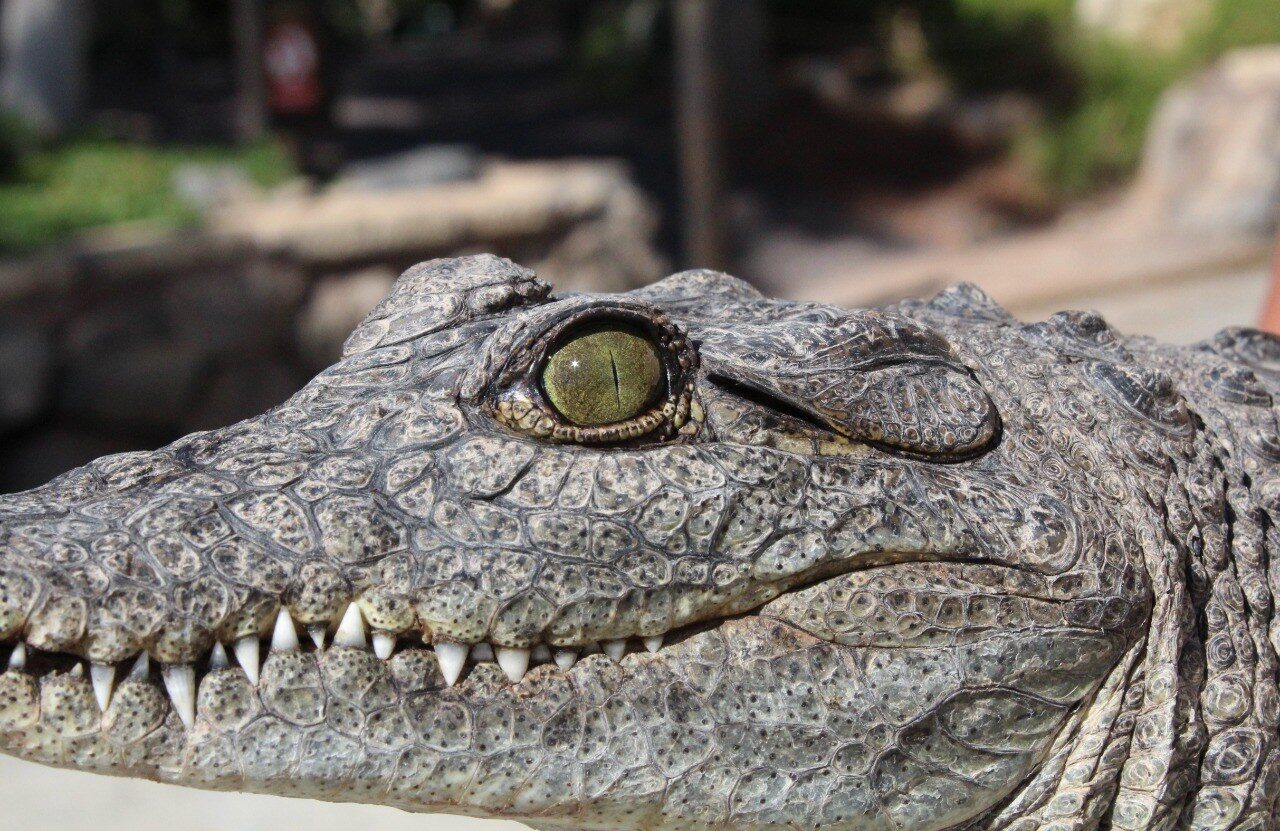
[{"x1": 0, "y1": 254, "x2": 1277, "y2": 831}]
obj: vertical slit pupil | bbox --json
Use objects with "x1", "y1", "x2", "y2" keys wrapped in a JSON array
[{"x1": 542, "y1": 321, "x2": 665, "y2": 426}]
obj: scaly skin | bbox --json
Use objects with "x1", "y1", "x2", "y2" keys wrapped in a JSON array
[{"x1": 0, "y1": 255, "x2": 1276, "y2": 831}]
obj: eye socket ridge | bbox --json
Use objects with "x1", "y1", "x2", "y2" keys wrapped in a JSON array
[{"x1": 488, "y1": 304, "x2": 700, "y2": 445}]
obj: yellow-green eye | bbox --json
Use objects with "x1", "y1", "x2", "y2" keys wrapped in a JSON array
[{"x1": 541, "y1": 323, "x2": 665, "y2": 426}]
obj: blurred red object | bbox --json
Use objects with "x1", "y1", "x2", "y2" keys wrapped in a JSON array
[
  {"x1": 1262, "y1": 235, "x2": 1280, "y2": 335},
  {"x1": 265, "y1": 18, "x2": 322, "y2": 115}
]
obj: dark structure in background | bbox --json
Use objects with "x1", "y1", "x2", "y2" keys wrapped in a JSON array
[
  {"x1": 0, "y1": 0, "x2": 1115, "y2": 492},
  {"x1": 16, "y1": 0, "x2": 1001, "y2": 260}
]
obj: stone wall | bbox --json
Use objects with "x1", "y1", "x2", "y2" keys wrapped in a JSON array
[
  {"x1": 1126, "y1": 46, "x2": 1280, "y2": 237},
  {"x1": 0, "y1": 159, "x2": 664, "y2": 492}
]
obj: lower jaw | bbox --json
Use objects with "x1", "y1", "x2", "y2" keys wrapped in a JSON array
[
  {"x1": 1, "y1": 601, "x2": 1082, "y2": 831},
  {"x1": 0, "y1": 612, "x2": 838, "y2": 824}
]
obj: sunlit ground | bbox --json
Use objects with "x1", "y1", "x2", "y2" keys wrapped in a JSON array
[{"x1": 0, "y1": 754, "x2": 525, "y2": 831}]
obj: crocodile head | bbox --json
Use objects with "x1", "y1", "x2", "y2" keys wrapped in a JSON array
[{"x1": 0, "y1": 255, "x2": 1245, "y2": 831}]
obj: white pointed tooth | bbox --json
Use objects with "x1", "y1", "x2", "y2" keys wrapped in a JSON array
[
  {"x1": 603, "y1": 639, "x2": 627, "y2": 661},
  {"x1": 162, "y1": 664, "x2": 196, "y2": 730},
  {"x1": 270, "y1": 608, "x2": 299, "y2": 655},
  {"x1": 373, "y1": 633, "x2": 396, "y2": 660},
  {"x1": 334, "y1": 604, "x2": 367, "y2": 649},
  {"x1": 436, "y1": 642, "x2": 468, "y2": 686},
  {"x1": 643, "y1": 635, "x2": 664, "y2": 653},
  {"x1": 531, "y1": 644, "x2": 551, "y2": 663},
  {"x1": 7, "y1": 642, "x2": 26, "y2": 670},
  {"x1": 210, "y1": 642, "x2": 230, "y2": 670},
  {"x1": 496, "y1": 647, "x2": 531, "y2": 683},
  {"x1": 128, "y1": 652, "x2": 150, "y2": 680},
  {"x1": 70, "y1": 662, "x2": 85, "y2": 678},
  {"x1": 554, "y1": 649, "x2": 578, "y2": 670},
  {"x1": 471, "y1": 642, "x2": 494, "y2": 662},
  {"x1": 308, "y1": 625, "x2": 327, "y2": 650},
  {"x1": 90, "y1": 663, "x2": 117, "y2": 710},
  {"x1": 234, "y1": 636, "x2": 262, "y2": 683}
]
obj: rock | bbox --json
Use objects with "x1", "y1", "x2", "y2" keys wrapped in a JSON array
[
  {"x1": 1125, "y1": 46, "x2": 1280, "y2": 237},
  {"x1": 0, "y1": 318, "x2": 50, "y2": 429},
  {"x1": 333, "y1": 145, "x2": 480, "y2": 192},
  {"x1": 60, "y1": 341, "x2": 208, "y2": 433},
  {"x1": 207, "y1": 159, "x2": 660, "y2": 270},
  {"x1": 0, "y1": 427, "x2": 138, "y2": 493},
  {"x1": 533, "y1": 176, "x2": 666, "y2": 294},
  {"x1": 296, "y1": 267, "x2": 397, "y2": 367},
  {"x1": 172, "y1": 163, "x2": 258, "y2": 212},
  {"x1": 64, "y1": 295, "x2": 168, "y2": 358},
  {"x1": 161, "y1": 262, "x2": 306, "y2": 357},
  {"x1": 186, "y1": 360, "x2": 304, "y2": 433}
]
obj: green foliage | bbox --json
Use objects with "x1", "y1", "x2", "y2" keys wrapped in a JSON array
[
  {"x1": 918, "y1": 0, "x2": 1076, "y2": 97},
  {"x1": 1025, "y1": 38, "x2": 1181, "y2": 196},
  {"x1": 925, "y1": 0, "x2": 1280, "y2": 197},
  {"x1": 0, "y1": 139, "x2": 295, "y2": 256},
  {"x1": 1183, "y1": 0, "x2": 1280, "y2": 57},
  {"x1": 0, "y1": 112, "x2": 37, "y2": 183}
]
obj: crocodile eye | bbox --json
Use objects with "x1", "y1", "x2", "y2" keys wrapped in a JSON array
[
  {"x1": 482, "y1": 301, "x2": 699, "y2": 444},
  {"x1": 542, "y1": 323, "x2": 665, "y2": 425}
]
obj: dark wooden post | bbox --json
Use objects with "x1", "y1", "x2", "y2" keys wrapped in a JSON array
[
  {"x1": 0, "y1": 0, "x2": 90, "y2": 136},
  {"x1": 673, "y1": 0, "x2": 728, "y2": 271},
  {"x1": 231, "y1": 0, "x2": 267, "y2": 143}
]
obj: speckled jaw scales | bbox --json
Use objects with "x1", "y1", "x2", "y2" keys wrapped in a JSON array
[{"x1": 1, "y1": 256, "x2": 1279, "y2": 831}]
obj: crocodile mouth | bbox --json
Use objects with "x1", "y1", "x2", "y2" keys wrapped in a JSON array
[{"x1": 0, "y1": 562, "x2": 872, "y2": 734}]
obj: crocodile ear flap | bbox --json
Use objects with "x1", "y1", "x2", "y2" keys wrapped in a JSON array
[
  {"x1": 342, "y1": 255, "x2": 551, "y2": 356},
  {"x1": 823, "y1": 360, "x2": 1000, "y2": 457},
  {"x1": 699, "y1": 309, "x2": 1001, "y2": 458}
]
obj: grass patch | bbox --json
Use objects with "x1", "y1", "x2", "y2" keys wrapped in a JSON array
[
  {"x1": 0, "y1": 137, "x2": 295, "y2": 256},
  {"x1": 1022, "y1": 38, "x2": 1182, "y2": 196}
]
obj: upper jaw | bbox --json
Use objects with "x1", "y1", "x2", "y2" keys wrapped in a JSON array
[{"x1": 0, "y1": 409, "x2": 1084, "y2": 740}]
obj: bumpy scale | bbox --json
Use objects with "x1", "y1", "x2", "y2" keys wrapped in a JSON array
[{"x1": 0, "y1": 255, "x2": 1275, "y2": 831}]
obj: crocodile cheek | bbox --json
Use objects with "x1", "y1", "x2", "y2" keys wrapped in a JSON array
[{"x1": 761, "y1": 564, "x2": 1133, "y2": 829}]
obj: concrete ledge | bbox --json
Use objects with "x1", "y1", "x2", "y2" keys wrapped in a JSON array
[{"x1": 784, "y1": 221, "x2": 1272, "y2": 316}]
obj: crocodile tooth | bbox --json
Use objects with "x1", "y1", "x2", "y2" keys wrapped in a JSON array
[
  {"x1": 70, "y1": 662, "x2": 85, "y2": 678},
  {"x1": 496, "y1": 647, "x2": 530, "y2": 683},
  {"x1": 209, "y1": 642, "x2": 230, "y2": 670},
  {"x1": 471, "y1": 643, "x2": 494, "y2": 662},
  {"x1": 436, "y1": 642, "x2": 468, "y2": 686},
  {"x1": 162, "y1": 664, "x2": 196, "y2": 730},
  {"x1": 644, "y1": 635, "x2": 664, "y2": 653},
  {"x1": 554, "y1": 649, "x2": 578, "y2": 670},
  {"x1": 334, "y1": 604, "x2": 367, "y2": 649},
  {"x1": 271, "y1": 607, "x2": 300, "y2": 654},
  {"x1": 373, "y1": 633, "x2": 396, "y2": 660},
  {"x1": 308, "y1": 625, "x2": 327, "y2": 650},
  {"x1": 531, "y1": 644, "x2": 551, "y2": 663},
  {"x1": 234, "y1": 636, "x2": 261, "y2": 683},
  {"x1": 8, "y1": 642, "x2": 26, "y2": 670},
  {"x1": 603, "y1": 639, "x2": 627, "y2": 661},
  {"x1": 90, "y1": 664, "x2": 116, "y2": 710},
  {"x1": 128, "y1": 652, "x2": 150, "y2": 681}
]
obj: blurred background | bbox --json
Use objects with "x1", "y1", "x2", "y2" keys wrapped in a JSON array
[{"x1": 0, "y1": 0, "x2": 1278, "y2": 827}]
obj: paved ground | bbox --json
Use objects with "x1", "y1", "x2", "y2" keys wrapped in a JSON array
[
  {"x1": 1017, "y1": 266, "x2": 1270, "y2": 344},
  {"x1": 0, "y1": 754, "x2": 526, "y2": 831}
]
